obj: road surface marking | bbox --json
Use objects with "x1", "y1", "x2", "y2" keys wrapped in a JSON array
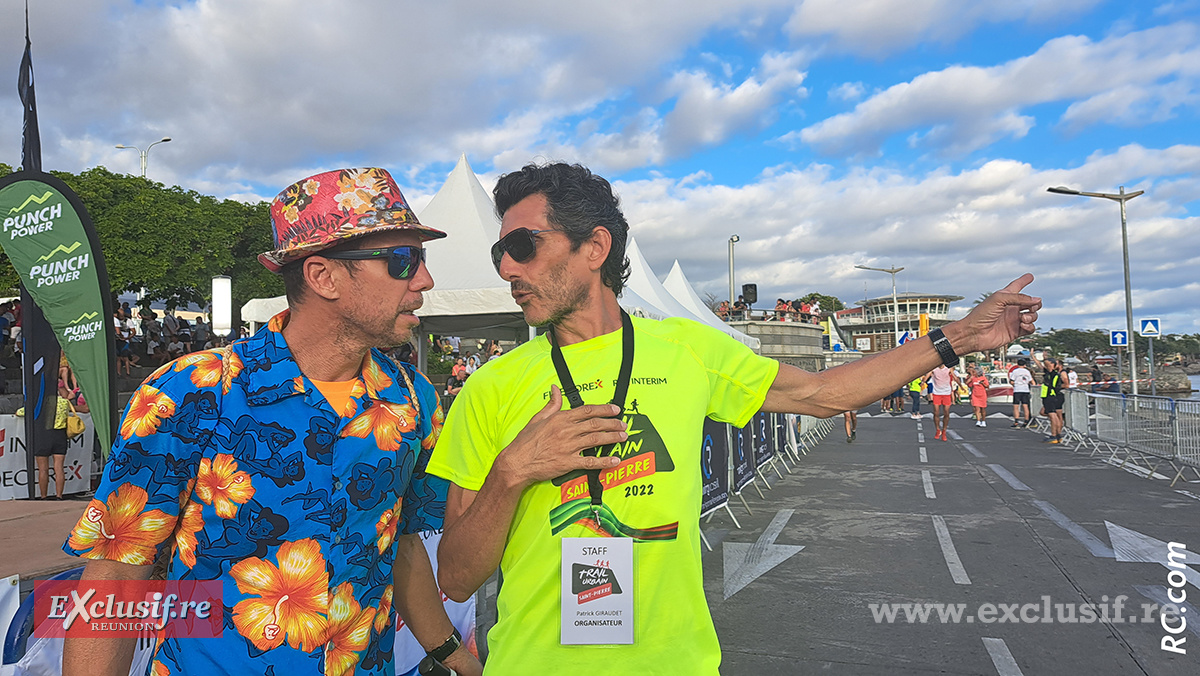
[
  {"x1": 1032, "y1": 500, "x2": 1113, "y2": 558},
  {"x1": 982, "y1": 637, "x2": 1024, "y2": 676},
  {"x1": 932, "y1": 515, "x2": 971, "y2": 584},
  {"x1": 922, "y1": 470, "x2": 936, "y2": 499},
  {"x1": 986, "y1": 464, "x2": 1032, "y2": 491}
]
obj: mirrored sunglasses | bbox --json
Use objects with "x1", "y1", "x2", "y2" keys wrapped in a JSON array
[{"x1": 322, "y1": 245, "x2": 426, "y2": 280}]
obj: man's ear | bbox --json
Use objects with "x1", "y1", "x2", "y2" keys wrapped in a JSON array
[
  {"x1": 303, "y1": 256, "x2": 344, "y2": 301},
  {"x1": 586, "y1": 227, "x2": 612, "y2": 273}
]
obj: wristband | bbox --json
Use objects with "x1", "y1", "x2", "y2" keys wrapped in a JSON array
[
  {"x1": 427, "y1": 628, "x2": 462, "y2": 663},
  {"x1": 928, "y1": 327, "x2": 958, "y2": 368}
]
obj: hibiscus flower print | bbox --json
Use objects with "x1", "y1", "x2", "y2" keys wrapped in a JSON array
[
  {"x1": 120, "y1": 386, "x2": 176, "y2": 439},
  {"x1": 373, "y1": 584, "x2": 394, "y2": 634},
  {"x1": 67, "y1": 483, "x2": 174, "y2": 565},
  {"x1": 340, "y1": 401, "x2": 417, "y2": 452},
  {"x1": 230, "y1": 539, "x2": 329, "y2": 652},
  {"x1": 338, "y1": 380, "x2": 367, "y2": 419},
  {"x1": 361, "y1": 356, "x2": 393, "y2": 399},
  {"x1": 174, "y1": 481, "x2": 203, "y2": 569},
  {"x1": 422, "y1": 403, "x2": 445, "y2": 451},
  {"x1": 374, "y1": 496, "x2": 403, "y2": 554},
  {"x1": 267, "y1": 310, "x2": 289, "y2": 333},
  {"x1": 322, "y1": 582, "x2": 375, "y2": 676},
  {"x1": 195, "y1": 454, "x2": 255, "y2": 519},
  {"x1": 172, "y1": 348, "x2": 243, "y2": 394}
]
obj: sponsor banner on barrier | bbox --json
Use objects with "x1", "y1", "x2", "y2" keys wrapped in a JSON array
[
  {"x1": 394, "y1": 531, "x2": 478, "y2": 672},
  {"x1": 700, "y1": 417, "x2": 730, "y2": 516},
  {"x1": 753, "y1": 411, "x2": 774, "y2": 469},
  {"x1": 773, "y1": 414, "x2": 787, "y2": 457},
  {"x1": 0, "y1": 413, "x2": 93, "y2": 500},
  {"x1": 0, "y1": 172, "x2": 117, "y2": 456},
  {"x1": 732, "y1": 422, "x2": 756, "y2": 492}
]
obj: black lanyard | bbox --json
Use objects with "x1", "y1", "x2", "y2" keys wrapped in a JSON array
[{"x1": 548, "y1": 309, "x2": 634, "y2": 517}]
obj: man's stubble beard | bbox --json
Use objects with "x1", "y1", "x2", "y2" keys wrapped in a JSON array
[
  {"x1": 339, "y1": 291, "x2": 422, "y2": 350},
  {"x1": 522, "y1": 258, "x2": 590, "y2": 329}
]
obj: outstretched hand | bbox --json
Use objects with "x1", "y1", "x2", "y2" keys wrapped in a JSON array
[
  {"x1": 952, "y1": 274, "x2": 1041, "y2": 354},
  {"x1": 493, "y1": 385, "x2": 626, "y2": 490}
]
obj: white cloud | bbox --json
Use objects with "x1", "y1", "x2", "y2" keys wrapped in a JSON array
[
  {"x1": 800, "y1": 23, "x2": 1200, "y2": 156},
  {"x1": 785, "y1": 0, "x2": 1103, "y2": 56},
  {"x1": 829, "y1": 81, "x2": 866, "y2": 102},
  {"x1": 0, "y1": 0, "x2": 798, "y2": 194},
  {"x1": 659, "y1": 51, "x2": 808, "y2": 157},
  {"x1": 615, "y1": 144, "x2": 1200, "y2": 332}
]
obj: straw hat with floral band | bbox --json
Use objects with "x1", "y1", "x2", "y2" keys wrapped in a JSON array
[{"x1": 259, "y1": 167, "x2": 446, "y2": 279}]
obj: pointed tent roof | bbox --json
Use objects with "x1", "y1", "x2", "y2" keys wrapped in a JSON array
[
  {"x1": 415, "y1": 155, "x2": 673, "y2": 334},
  {"x1": 414, "y1": 155, "x2": 528, "y2": 338},
  {"x1": 662, "y1": 260, "x2": 760, "y2": 350},
  {"x1": 626, "y1": 239, "x2": 759, "y2": 350}
]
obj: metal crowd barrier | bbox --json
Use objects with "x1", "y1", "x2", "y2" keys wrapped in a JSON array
[{"x1": 1060, "y1": 389, "x2": 1200, "y2": 487}]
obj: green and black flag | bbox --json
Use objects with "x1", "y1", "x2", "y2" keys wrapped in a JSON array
[{"x1": 4, "y1": 6, "x2": 118, "y2": 497}]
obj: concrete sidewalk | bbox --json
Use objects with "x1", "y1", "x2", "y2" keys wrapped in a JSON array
[{"x1": 0, "y1": 496, "x2": 90, "y2": 580}]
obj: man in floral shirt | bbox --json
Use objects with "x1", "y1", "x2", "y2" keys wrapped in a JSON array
[{"x1": 62, "y1": 168, "x2": 481, "y2": 676}]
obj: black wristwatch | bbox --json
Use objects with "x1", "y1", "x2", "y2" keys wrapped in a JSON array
[
  {"x1": 427, "y1": 628, "x2": 462, "y2": 663},
  {"x1": 928, "y1": 327, "x2": 959, "y2": 368}
]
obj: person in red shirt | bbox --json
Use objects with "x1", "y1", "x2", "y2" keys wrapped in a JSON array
[{"x1": 966, "y1": 365, "x2": 990, "y2": 428}]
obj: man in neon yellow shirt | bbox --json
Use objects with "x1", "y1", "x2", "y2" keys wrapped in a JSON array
[{"x1": 428, "y1": 162, "x2": 1043, "y2": 674}]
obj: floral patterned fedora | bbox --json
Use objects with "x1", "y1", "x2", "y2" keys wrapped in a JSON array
[{"x1": 258, "y1": 167, "x2": 446, "y2": 272}]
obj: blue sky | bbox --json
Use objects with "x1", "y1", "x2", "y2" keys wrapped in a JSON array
[{"x1": 2, "y1": 0, "x2": 1198, "y2": 335}]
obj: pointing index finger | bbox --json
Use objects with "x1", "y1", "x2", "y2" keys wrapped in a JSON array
[{"x1": 1000, "y1": 273, "x2": 1034, "y2": 294}]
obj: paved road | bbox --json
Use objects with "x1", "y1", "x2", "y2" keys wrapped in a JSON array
[{"x1": 704, "y1": 406, "x2": 1200, "y2": 675}]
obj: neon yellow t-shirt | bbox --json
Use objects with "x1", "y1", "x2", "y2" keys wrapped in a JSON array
[{"x1": 427, "y1": 316, "x2": 779, "y2": 674}]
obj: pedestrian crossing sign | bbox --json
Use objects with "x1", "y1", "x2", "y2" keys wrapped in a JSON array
[
  {"x1": 1139, "y1": 318, "x2": 1160, "y2": 337},
  {"x1": 1110, "y1": 330, "x2": 1128, "y2": 347}
]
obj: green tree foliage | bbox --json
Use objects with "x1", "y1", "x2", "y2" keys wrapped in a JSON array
[
  {"x1": 798, "y1": 292, "x2": 845, "y2": 312},
  {"x1": 0, "y1": 164, "x2": 282, "y2": 320},
  {"x1": 1029, "y1": 328, "x2": 1200, "y2": 364}
]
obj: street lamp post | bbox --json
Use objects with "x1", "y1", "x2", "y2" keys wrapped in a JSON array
[
  {"x1": 728, "y1": 235, "x2": 740, "y2": 306},
  {"x1": 1048, "y1": 185, "x2": 1144, "y2": 395},
  {"x1": 856, "y1": 265, "x2": 905, "y2": 349},
  {"x1": 115, "y1": 136, "x2": 171, "y2": 177}
]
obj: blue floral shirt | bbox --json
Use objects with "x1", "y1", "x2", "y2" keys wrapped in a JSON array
[{"x1": 64, "y1": 310, "x2": 447, "y2": 676}]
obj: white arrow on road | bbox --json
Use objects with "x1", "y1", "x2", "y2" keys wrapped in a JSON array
[
  {"x1": 1105, "y1": 521, "x2": 1200, "y2": 589},
  {"x1": 723, "y1": 509, "x2": 804, "y2": 599}
]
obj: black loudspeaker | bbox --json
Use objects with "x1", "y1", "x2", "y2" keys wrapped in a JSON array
[{"x1": 741, "y1": 283, "x2": 757, "y2": 305}]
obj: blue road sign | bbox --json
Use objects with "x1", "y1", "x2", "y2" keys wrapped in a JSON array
[
  {"x1": 1110, "y1": 330, "x2": 1128, "y2": 347},
  {"x1": 1139, "y1": 318, "x2": 1161, "y2": 337}
]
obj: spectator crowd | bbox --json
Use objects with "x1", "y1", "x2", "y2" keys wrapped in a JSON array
[{"x1": 716, "y1": 296, "x2": 824, "y2": 323}]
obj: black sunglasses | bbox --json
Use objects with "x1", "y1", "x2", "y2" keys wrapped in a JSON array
[
  {"x1": 321, "y1": 245, "x2": 426, "y2": 280},
  {"x1": 490, "y1": 228, "x2": 558, "y2": 273}
]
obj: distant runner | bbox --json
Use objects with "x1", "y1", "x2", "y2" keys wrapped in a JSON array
[
  {"x1": 966, "y1": 365, "x2": 989, "y2": 427},
  {"x1": 928, "y1": 364, "x2": 960, "y2": 441}
]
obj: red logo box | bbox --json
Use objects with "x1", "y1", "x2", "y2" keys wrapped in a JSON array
[{"x1": 33, "y1": 580, "x2": 223, "y2": 638}]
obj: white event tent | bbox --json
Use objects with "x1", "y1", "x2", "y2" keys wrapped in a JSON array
[
  {"x1": 662, "y1": 260, "x2": 759, "y2": 350},
  {"x1": 626, "y1": 241, "x2": 760, "y2": 350},
  {"x1": 240, "y1": 157, "x2": 746, "y2": 350}
]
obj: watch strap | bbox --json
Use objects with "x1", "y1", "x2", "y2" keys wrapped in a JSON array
[
  {"x1": 928, "y1": 327, "x2": 958, "y2": 368},
  {"x1": 428, "y1": 628, "x2": 462, "y2": 663}
]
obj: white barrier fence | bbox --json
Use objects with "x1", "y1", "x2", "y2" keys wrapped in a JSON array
[
  {"x1": 0, "y1": 414, "x2": 96, "y2": 501},
  {"x1": 1062, "y1": 389, "x2": 1200, "y2": 487}
]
